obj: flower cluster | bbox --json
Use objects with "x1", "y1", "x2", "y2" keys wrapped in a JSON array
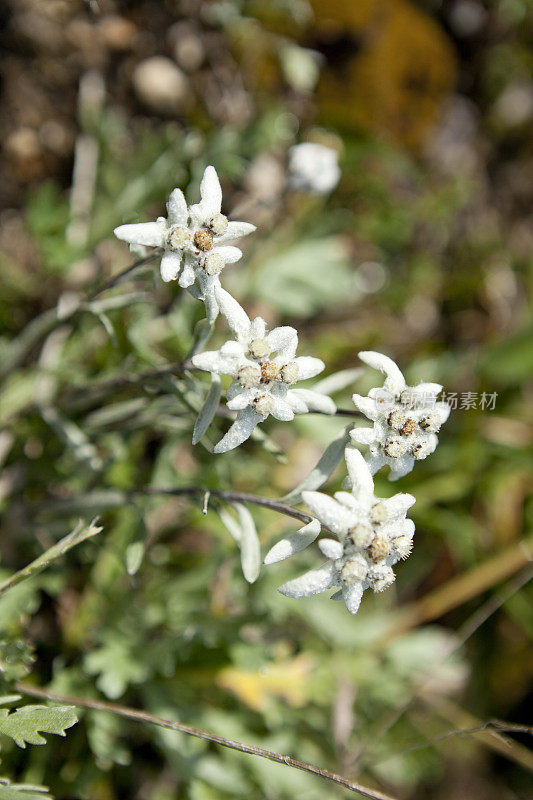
[
  {"x1": 114, "y1": 166, "x2": 255, "y2": 323},
  {"x1": 192, "y1": 288, "x2": 335, "y2": 452},
  {"x1": 114, "y1": 159, "x2": 450, "y2": 615},
  {"x1": 276, "y1": 448, "x2": 415, "y2": 614},
  {"x1": 351, "y1": 351, "x2": 451, "y2": 480}
]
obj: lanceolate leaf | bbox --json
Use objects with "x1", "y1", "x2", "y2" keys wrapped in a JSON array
[
  {"x1": 192, "y1": 374, "x2": 222, "y2": 444},
  {"x1": 0, "y1": 704, "x2": 78, "y2": 748},
  {"x1": 0, "y1": 778, "x2": 52, "y2": 800},
  {"x1": 283, "y1": 426, "x2": 352, "y2": 505}
]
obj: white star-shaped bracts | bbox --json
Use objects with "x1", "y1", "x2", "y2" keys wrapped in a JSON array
[
  {"x1": 277, "y1": 447, "x2": 416, "y2": 614},
  {"x1": 113, "y1": 166, "x2": 256, "y2": 323},
  {"x1": 191, "y1": 289, "x2": 336, "y2": 452},
  {"x1": 351, "y1": 351, "x2": 451, "y2": 480}
]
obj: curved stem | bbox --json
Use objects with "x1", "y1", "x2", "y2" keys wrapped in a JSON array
[{"x1": 14, "y1": 683, "x2": 397, "y2": 800}]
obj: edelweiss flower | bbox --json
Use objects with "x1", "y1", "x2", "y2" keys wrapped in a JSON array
[
  {"x1": 351, "y1": 351, "x2": 451, "y2": 480},
  {"x1": 114, "y1": 166, "x2": 256, "y2": 323},
  {"x1": 278, "y1": 447, "x2": 415, "y2": 614},
  {"x1": 191, "y1": 288, "x2": 336, "y2": 452},
  {"x1": 288, "y1": 143, "x2": 341, "y2": 194}
]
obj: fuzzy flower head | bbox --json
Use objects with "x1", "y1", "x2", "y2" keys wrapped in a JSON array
[
  {"x1": 288, "y1": 143, "x2": 341, "y2": 195},
  {"x1": 278, "y1": 447, "x2": 415, "y2": 614},
  {"x1": 114, "y1": 166, "x2": 256, "y2": 323},
  {"x1": 351, "y1": 351, "x2": 451, "y2": 480},
  {"x1": 191, "y1": 288, "x2": 336, "y2": 452}
]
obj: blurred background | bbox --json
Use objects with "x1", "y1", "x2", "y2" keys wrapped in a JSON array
[{"x1": 0, "y1": 1, "x2": 532, "y2": 798}]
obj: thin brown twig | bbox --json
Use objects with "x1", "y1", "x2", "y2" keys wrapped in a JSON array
[{"x1": 14, "y1": 683, "x2": 398, "y2": 800}]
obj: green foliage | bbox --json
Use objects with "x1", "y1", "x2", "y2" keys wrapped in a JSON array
[
  {"x1": 0, "y1": 701, "x2": 77, "y2": 749},
  {"x1": 0, "y1": 779, "x2": 52, "y2": 800}
]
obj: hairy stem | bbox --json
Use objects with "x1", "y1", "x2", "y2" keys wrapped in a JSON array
[{"x1": 14, "y1": 683, "x2": 397, "y2": 800}]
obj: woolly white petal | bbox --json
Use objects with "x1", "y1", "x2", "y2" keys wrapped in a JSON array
[
  {"x1": 160, "y1": 251, "x2": 181, "y2": 283},
  {"x1": 214, "y1": 245, "x2": 242, "y2": 264},
  {"x1": 226, "y1": 389, "x2": 255, "y2": 411},
  {"x1": 293, "y1": 356, "x2": 325, "y2": 380},
  {"x1": 213, "y1": 407, "x2": 261, "y2": 453},
  {"x1": 434, "y1": 401, "x2": 451, "y2": 424},
  {"x1": 302, "y1": 491, "x2": 356, "y2": 535},
  {"x1": 166, "y1": 188, "x2": 188, "y2": 225},
  {"x1": 200, "y1": 165, "x2": 222, "y2": 214},
  {"x1": 249, "y1": 317, "x2": 266, "y2": 339},
  {"x1": 350, "y1": 426, "x2": 377, "y2": 445},
  {"x1": 365, "y1": 451, "x2": 387, "y2": 476},
  {"x1": 411, "y1": 382, "x2": 443, "y2": 398},
  {"x1": 359, "y1": 350, "x2": 406, "y2": 394},
  {"x1": 344, "y1": 446, "x2": 374, "y2": 500},
  {"x1": 318, "y1": 538, "x2": 343, "y2": 560},
  {"x1": 342, "y1": 583, "x2": 364, "y2": 615},
  {"x1": 264, "y1": 519, "x2": 321, "y2": 565},
  {"x1": 388, "y1": 454, "x2": 415, "y2": 481},
  {"x1": 216, "y1": 221, "x2": 256, "y2": 243},
  {"x1": 278, "y1": 562, "x2": 338, "y2": 598},
  {"x1": 215, "y1": 286, "x2": 251, "y2": 340},
  {"x1": 382, "y1": 493, "x2": 416, "y2": 519},
  {"x1": 192, "y1": 350, "x2": 239, "y2": 375},
  {"x1": 178, "y1": 260, "x2": 196, "y2": 288},
  {"x1": 267, "y1": 327, "x2": 298, "y2": 361},
  {"x1": 285, "y1": 391, "x2": 309, "y2": 414},
  {"x1": 114, "y1": 221, "x2": 165, "y2": 247},
  {"x1": 352, "y1": 393, "x2": 380, "y2": 421},
  {"x1": 289, "y1": 389, "x2": 336, "y2": 415},
  {"x1": 270, "y1": 396, "x2": 295, "y2": 422}
]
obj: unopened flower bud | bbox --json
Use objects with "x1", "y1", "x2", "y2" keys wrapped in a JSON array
[
  {"x1": 387, "y1": 409, "x2": 407, "y2": 431},
  {"x1": 260, "y1": 361, "x2": 280, "y2": 383},
  {"x1": 203, "y1": 251, "x2": 225, "y2": 275},
  {"x1": 384, "y1": 436, "x2": 408, "y2": 458},
  {"x1": 167, "y1": 225, "x2": 190, "y2": 250},
  {"x1": 194, "y1": 229, "x2": 213, "y2": 252},
  {"x1": 248, "y1": 338, "x2": 270, "y2": 359},
  {"x1": 349, "y1": 522, "x2": 373, "y2": 548},
  {"x1": 368, "y1": 533, "x2": 391, "y2": 561},
  {"x1": 370, "y1": 502, "x2": 388, "y2": 524},
  {"x1": 412, "y1": 439, "x2": 433, "y2": 460},
  {"x1": 280, "y1": 362, "x2": 299, "y2": 384},
  {"x1": 208, "y1": 213, "x2": 228, "y2": 236},
  {"x1": 369, "y1": 564, "x2": 395, "y2": 592},
  {"x1": 400, "y1": 417, "x2": 417, "y2": 436},
  {"x1": 419, "y1": 412, "x2": 441, "y2": 433},
  {"x1": 238, "y1": 364, "x2": 261, "y2": 388},
  {"x1": 253, "y1": 394, "x2": 275, "y2": 417},
  {"x1": 393, "y1": 535, "x2": 413, "y2": 560},
  {"x1": 340, "y1": 556, "x2": 367, "y2": 584}
]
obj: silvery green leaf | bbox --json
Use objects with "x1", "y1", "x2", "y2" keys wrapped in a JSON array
[
  {"x1": 0, "y1": 778, "x2": 53, "y2": 799},
  {"x1": 125, "y1": 542, "x2": 145, "y2": 576},
  {"x1": 279, "y1": 44, "x2": 322, "y2": 93},
  {"x1": 234, "y1": 503, "x2": 261, "y2": 584},
  {"x1": 192, "y1": 374, "x2": 222, "y2": 445},
  {"x1": 283, "y1": 425, "x2": 352, "y2": 505},
  {"x1": 187, "y1": 317, "x2": 214, "y2": 359},
  {"x1": 263, "y1": 519, "x2": 320, "y2": 565},
  {"x1": 219, "y1": 505, "x2": 260, "y2": 584},
  {"x1": 313, "y1": 367, "x2": 364, "y2": 396}
]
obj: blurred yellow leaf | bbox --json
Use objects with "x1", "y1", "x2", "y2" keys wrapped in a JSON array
[{"x1": 217, "y1": 655, "x2": 313, "y2": 712}]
